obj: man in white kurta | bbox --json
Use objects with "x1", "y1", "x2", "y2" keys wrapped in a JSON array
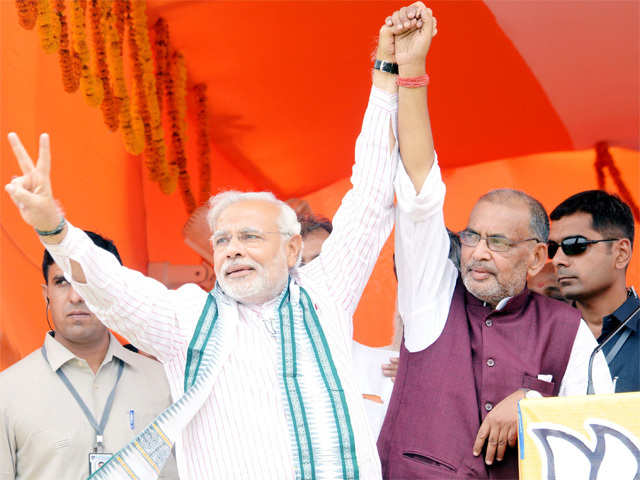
[{"x1": 4, "y1": 29, "x2": 402, "y2": 476}]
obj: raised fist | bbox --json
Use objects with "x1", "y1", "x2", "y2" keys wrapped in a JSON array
[{"x1": 385, "y1": 2, "x2": 437, "y2": 70}]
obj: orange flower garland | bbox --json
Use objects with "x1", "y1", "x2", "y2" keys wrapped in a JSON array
[
  {"x1": 17, "y1": 0, "x2": 211, "y2": 204},
  {"x1": 106, "y1": 0, "x2": 143, "y2": 154},
  {"x1": 113, "y1": 0, "x2": 126, "y2": 42},
  {"x1": 126, "y1": 1, "x2": 153, "y2": 158},
  {"x1": 166, "y1": 51, "x2": 195, "y2": 213},
  {"x1": 152, "y1": 18, "x2": 169, "y2": 116},
  {"x1": 90, "y1": 0, "x2": 119, "y2": 130},
  {"x1": 15, "y1": 0, "x2": 38, "y2": 30},
  {"x1": 194, "y1": 83, "x2": 211, "y2": 205},
  {"x1": 37, "y1": 0, "x2": 61, "y2": 53},
  {"x1": 72, "y1": 49, "x2": 82, "y2": 85},
  {"x1": 70, "y1": 0, "x2": 103, "y2": 106},
  {"x1": 56, "y1": 0, "x2": 80, "y2": 93},
  {"x1": 129, "y1": 0, "x2": 173, "y2": 193}
]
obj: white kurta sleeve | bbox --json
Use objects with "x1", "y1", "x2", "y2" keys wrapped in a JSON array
[
  {"x1": 306, "y1": 86, "x2": 399, "y2": 319},
  {"x1": 394, "y1": 157, "x2": 458, "y2": 352},
  {"x1": 44, "y1": 223, "x2": 207, "y2": 362}
]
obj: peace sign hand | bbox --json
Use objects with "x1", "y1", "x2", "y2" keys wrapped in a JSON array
[{"x1": 5, "y1": 132, "x2": 62, "y2": 233}]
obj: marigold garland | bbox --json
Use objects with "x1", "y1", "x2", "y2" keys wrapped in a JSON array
[
  {"x1": 112, "y1": 0, "x2": 126, "y2": 42},
  {"x1": 129, "y1": 0, "x2": 174, "y2": 193},
  {"x1": 106, "y1": 0, "x2": 143, "y2": 154},
  {"x1": 194, "y1": 83, "x2": 211, "y2": 205},
  {"x1": 56, "y1": 0, "x2": 79, "y2": 92},
  {"x1": 17, "y1": 0, "x2": 207, "y2": 204},
  {"x1": 152, "y1": 18, "x2": 169, "y2": 116},
  {"x1": 126, "y1": 0, "x2": 153, "y2": 154},
  {"x1": 37, "y1": 0, "x2": 61, "y2": 53},
  {"x1": 166, "y1": 51, "x2": 195, "y2": 213},
  {"x1": 72, "y1": 48, "x2": 82, "y2": 82},
  {"x1": 16, "y1": 0, "x2": 38, "y2": 30},
  {"x1": 90, "y1": 0, "x2": 119, "y2": 130},
  {"x1": 70, "y1": 0, "x2": 103, "y2": 106}
]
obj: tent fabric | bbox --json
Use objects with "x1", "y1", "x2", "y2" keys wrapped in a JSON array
[{"x1": 1, "y1": 1, "x2": 638, "y2": 369}]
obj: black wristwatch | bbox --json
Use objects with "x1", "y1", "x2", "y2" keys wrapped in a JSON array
[{"x1": 374, "y1": 59, "x2": 399, "y2": 75}]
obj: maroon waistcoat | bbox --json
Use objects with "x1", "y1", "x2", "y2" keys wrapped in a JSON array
[{"x1": 377, "y1": 278, "x2": 581, "y2": 479}]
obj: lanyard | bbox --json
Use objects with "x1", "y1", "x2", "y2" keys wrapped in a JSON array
[
  {"x1": 605, "y1": 328, "x2": 632, "y2": 364},
  {"x1": 41, "y1": 345, "x2": 125, "y2": 452},
  {"x1": 605, "y1": 289, "x2": 639, "y2": 364}
]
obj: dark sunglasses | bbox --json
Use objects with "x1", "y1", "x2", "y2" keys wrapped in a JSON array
[{"x1": 547, "y1": 236, "x2": 619, "y2": 259}]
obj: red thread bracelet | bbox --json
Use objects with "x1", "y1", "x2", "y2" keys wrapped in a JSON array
[{"x1": 397, "y1": 74, "x2": 430, "y2": 88}]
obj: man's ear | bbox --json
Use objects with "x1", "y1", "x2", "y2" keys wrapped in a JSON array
[
  {"x1": 286, "y1": 234, "x2": 303, "y2": 268},
  {"x1": 614, "y1": 238, "x2": 632, "y2": 270},
  {"x1": 41, "y1": 284, "x2": 48, "y2": 304},
  {"x1": 528, "y1": 242, "x2": 548, "y2": 277}
]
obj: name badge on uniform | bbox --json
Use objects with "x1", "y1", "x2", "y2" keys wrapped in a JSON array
[{"x1": 89, "y1": 452, "x2": 113, "y2": 475}]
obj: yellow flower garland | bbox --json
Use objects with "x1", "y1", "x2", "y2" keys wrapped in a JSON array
[
  {"x1": 37, "y1": 0, "x2": 61, "y2": 53},
  {"x1": 56, "y1": 0, "x2": 79, "y2": 93},
  {"x1": 113, "y1": 0, "x2": 125, "y2": 41},
  {"x1": 15, "y1": 0, "x2": 38, "y2": 30},
  {"x1": 70, "y1": 0, "x2": 103, "y2": 106},
  {"x1": 166, "y1": 51, "x2": 195, "y2": 213},
  {"x1": 18, "y1": 0, "x2": 209, "y2": 203},
  {"x1": 194, "y1": 83, "x2": 211, "y2": 205},
  {"x1": 106, "y1": 0, "x2": 143, "y2": 154},
  {"x1": 152, "y1": 17, "x2": 169, "y2": 116},
  {"x1": 129, "y1": 0, "x2": 173, "y2": 193},
  {"x1": 90, "y1": 0, "x2": 119, "y2": 130}
]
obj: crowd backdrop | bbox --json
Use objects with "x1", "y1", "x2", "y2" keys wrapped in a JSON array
[{"x1": 1, "y1": 0, "x2": 638, "y2": 370}]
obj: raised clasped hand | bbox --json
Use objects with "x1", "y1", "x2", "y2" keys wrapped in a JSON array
[
  {"x1": 385, "y1": 2, "x2": 438, "y2": 70},
  {"x1": 5, "y1": 132, "x2": 61, "y2": 232}
]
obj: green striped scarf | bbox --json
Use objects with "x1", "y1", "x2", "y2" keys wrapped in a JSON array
[{"x1": 88, "y1": 279, "x2": 359, "y2": 480}]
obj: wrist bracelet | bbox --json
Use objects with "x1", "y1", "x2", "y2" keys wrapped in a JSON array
[
  {"x1": 374, "y1": 59, "x2": 399, "y2": 75},
  {"x1": 35, "y1": 217, "x2": 66, "y2": 236},
  {"x1": 397, "y1": 74, "x2": 430, "y2": 88}
]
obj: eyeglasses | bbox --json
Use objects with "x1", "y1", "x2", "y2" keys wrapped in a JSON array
[
  {"x1": 547, "y1": 236, "x2": 619, "y2": 259},
  {"x1": 212, "y1": 229, "x2": 290, "y2": 248},
  {"x1": 458, "y1": 230, "x2": 540, "y2": 253}
]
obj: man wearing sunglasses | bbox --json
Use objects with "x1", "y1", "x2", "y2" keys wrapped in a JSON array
[
  {"x1": 550, "y1": 190, "x2": 638, "y2": 393},
  {"x1": 377, "y1": 4, "x2": 612, "y2": 479}
]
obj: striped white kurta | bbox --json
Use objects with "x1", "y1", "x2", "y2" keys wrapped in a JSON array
[{"x1": 45, "y1": 86, "x2": 398, "y2": 480}]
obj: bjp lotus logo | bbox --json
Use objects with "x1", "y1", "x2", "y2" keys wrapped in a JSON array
[{"x1": 529, "y1": 420, "x2": 640, "y2": 479}]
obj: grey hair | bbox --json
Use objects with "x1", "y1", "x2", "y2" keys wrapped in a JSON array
[
  {"x1": 207, "y1": 190, "x2": 301, "y2": 237},
  {"x1": 477, "y1": 189, "x2": 549, "y2": 242}
]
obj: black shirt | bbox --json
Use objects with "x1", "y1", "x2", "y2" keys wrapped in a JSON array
[{"x1": 598, "y1": 289, "x2": 640, "y2": 393}]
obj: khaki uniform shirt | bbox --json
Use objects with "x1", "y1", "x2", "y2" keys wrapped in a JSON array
[{"x1": 0, "y1": 333, "x2": 179, "y2": 479}]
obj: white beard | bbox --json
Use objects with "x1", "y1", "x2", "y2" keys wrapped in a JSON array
[{"x1": 218, "y1": 250, "x2": 289, "y2": 305}]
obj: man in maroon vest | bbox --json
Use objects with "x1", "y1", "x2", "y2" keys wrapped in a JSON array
[{"x1": 376, "y1": 3, "x2": 613, "y2": 478}]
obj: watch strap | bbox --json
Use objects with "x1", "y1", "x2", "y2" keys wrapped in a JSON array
[{"x1": 374, "y1": 59, "x2": 399, "y2": 75}]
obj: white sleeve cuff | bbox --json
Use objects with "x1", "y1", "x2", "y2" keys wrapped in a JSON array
[
  {"x1": 369, "y1": 86, "x2": 398, "y2": 113},
  {"x1": 394, "y1": 153, "x2": 446, "y2": 223}
]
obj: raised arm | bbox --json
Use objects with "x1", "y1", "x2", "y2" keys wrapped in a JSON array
[
  {"x1": 387, "y1": 4, "x2": 459, "y2": 353},
  {"x1": 301, "y1": 24, "x2": 404, "y2": 318},
  {"x1": 391, "y1": 2, "x2": 437, "y2": 192},
  {"x1": 4, "y1": 133, "x2": 205, "y2": 361}
]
